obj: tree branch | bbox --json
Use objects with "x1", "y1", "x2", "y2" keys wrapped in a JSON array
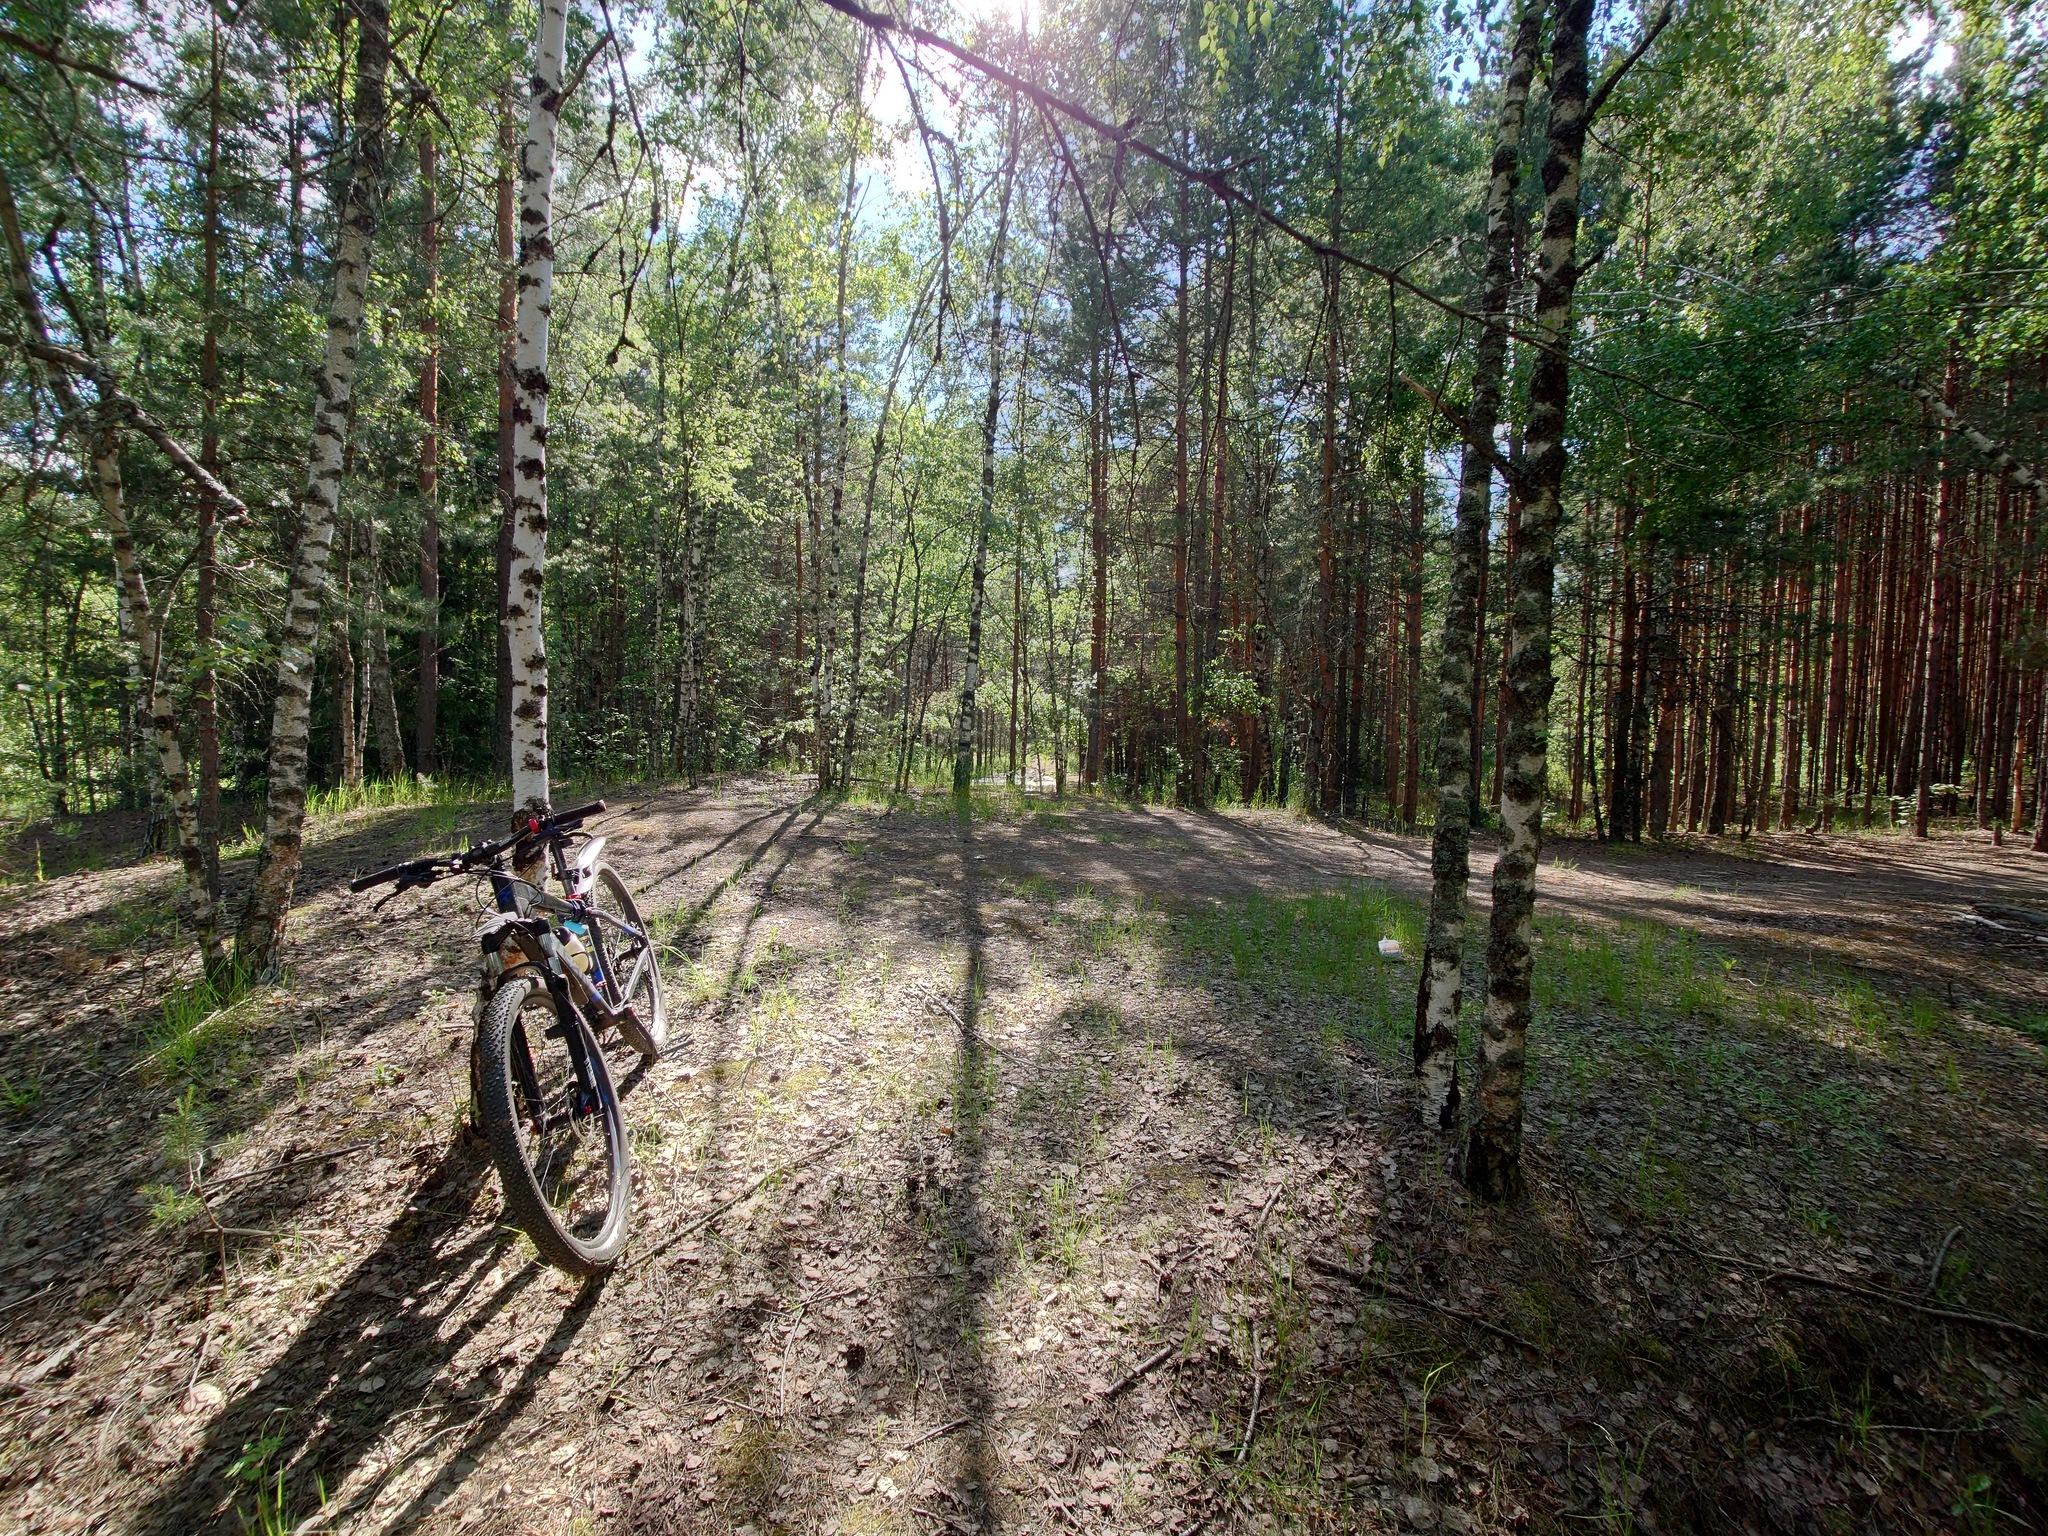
[
  {"x1": 1913, "y1": 380, "x2": 2045, "y2": 506},
  {"x1": 0, "y1": 24, "x2": 164, "y2": 97},
  {"x1": 812, "y1": 0, "x2": 1721, "y2": 428},
  {"x1": 1585, "y1": 0, "x2": 1676, "y2": 126},
  {"x1": 25, "y1": 340, "x2": 250, "y2": 521},
  {"x1": 1401, "y1": 372, "x2": 1531, "y2": 503}
]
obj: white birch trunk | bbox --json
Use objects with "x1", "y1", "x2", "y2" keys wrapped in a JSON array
[
  {"x1": 1413, "y1": 0, "x2": 1548, "y2": 1130},
  {"x1": 1462, "y1": 0, "x2": 1593, "y2": 1202},
  {"x1": 0, "y1": 167, "x2": 225, "y2": 973},
  {"x1": 237, "y1": 0, "x2": 390, "y2": 974},
  {"x1": 93, "y1": 429, "x2": 230, "y2": 976},
  {"x1": 507, "y1": 0, "x2": 571, "y2": 825}
]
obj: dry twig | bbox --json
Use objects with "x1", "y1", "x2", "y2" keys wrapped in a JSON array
[{"x1": 1305, "y1": 1254, "x2": 1544, "y2": 1355}]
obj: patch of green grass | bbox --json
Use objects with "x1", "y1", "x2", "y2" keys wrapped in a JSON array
[
  {"x1": 2016, "y1": 1401, "x2": 2048, "y2": 1487},
  {"x1": 1838, "y1": 979, "x2": 1891, "y2": 1035},
  {"x1": 218, "y1": 823, "x2": 263, "y2": 861},
  {"x1": 1983, "y1": 1000, "x2": 2048, "y2": 1046},
  {"x1": 0, "y1": 1065, "x2": 43, "y2": 1114},
  {"x1": 228, "y1": 1431, "x2": 326, "y2": 1535},
  {"x1": 711, "y1": 1412, "x2": 783, "y2": 1521},
  {"x1": 1035, "y1": 1170, "x2": 1098, "y2": 1273},
  {"x1": 1073, "y1": 889, "x2": 1155, "y2": 958},
  {"x1": 1904, "y1": 993, "x2": 1947, "y2": 1036},
  {"x1": 303, "y1": 774, "x2": 503, "y2": 820},
  {"x1": 142, "y1": 966, "x2": 261, "y2": 1091},
  {"x1": 1176, "y1": 885, "x2": 1421, "y2": 1055},
  {"x1": 90, "y1": 893, "x2": 179, "y2": 955}
]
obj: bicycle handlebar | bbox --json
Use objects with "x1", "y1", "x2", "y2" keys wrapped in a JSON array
[
  {"x1": 347, "y1": 799, "x2": 609, "y2": 894},
  {"x1": 350, "y1": 857, "x2": 438, "y2": 893}
]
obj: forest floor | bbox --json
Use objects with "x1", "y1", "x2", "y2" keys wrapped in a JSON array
[{"x1": 2, "y1": 775, "x2": 2047, "y2": 1536}]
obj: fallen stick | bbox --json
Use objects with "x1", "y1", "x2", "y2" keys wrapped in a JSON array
[
  {"x1": 1251, "y1": 1185, "x2": 1283, "y2": 1235},
  {"x1": 904, "y1": 1415, "x2": 972, "y2": 1451},
  {"x1": 13, "y1": 1294, "x2": 129, "y2": 1388},
  {"x1": 1790, "y1": 1413, "x2": 1998, "y2": 1437},
  {"x1": 1700, "y1": 1255, "x2": 2048, "y2": 1347},
  {"x1": 631, "y1": 1135, "x2": 850, "y2": 1270},
  {"x1": 1692, "y1": 1248, "x2": 2048, "y2": 1343},
  {"x1": 202, "y1": 1139, "x2": 378, "y2": 1196},
  {"x1": 1100, "y1": 1342, "x2": 1176, "y2": 1400},
  {"x1": 1926, "y1": 1227, "x2": 1963, "y2": 1296},
  {"x1": 1235, "y1": 1329, "x2": 1262, "y2": 1464},
  {"x1": 1305, "y1": 1254, "x2": 1544, "y2": 1355}
]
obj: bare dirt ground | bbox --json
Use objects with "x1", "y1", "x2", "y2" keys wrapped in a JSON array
[{"x1": 2, "y1": 776, "x2": 2046, "y2": 1535}]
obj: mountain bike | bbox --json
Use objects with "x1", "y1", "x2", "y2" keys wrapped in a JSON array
[{"x1": 349, "y1": 800, "x2": 667, "y2": 1274}]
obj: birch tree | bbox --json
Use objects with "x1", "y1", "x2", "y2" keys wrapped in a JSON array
[
  {"x1": 1462, "y1": 0, "x2": 1595, "y2": 1201},
  {"x1": 1413, "y1": 0, "x2": 1548, "y2": 1131},
  {"x1": 955, "y1": 92, "x2": 1022, "y2": 797},
  {"x1": 236, "y1": 0, "x2": 390, "y2": 975},
  {"x1": 506, "y1": 0, "x2": 572, "y2": 828},
  {"x1": 0, "y1": 169, "x2": 230, "y2": 976}
]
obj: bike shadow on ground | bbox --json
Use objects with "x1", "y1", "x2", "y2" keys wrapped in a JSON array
[{"x1": 133, "y1": 1136, "x2": 605, "y2": 1535}]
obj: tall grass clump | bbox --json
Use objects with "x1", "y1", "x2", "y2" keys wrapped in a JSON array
[
  {"x1": 142, "y1": 963, "x2": 261, "y2": 1091},
  {"x1": 304, "y1": 774, "x2": 505, "y2": 820}
]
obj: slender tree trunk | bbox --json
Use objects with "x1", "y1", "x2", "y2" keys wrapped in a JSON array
[
  {"x1": 1647, "y1": 544, "x2": 1678, "y2": 835},
  {"x1": 1174, "y1": 187, "x2": 1192, "y2": 805},
  {"x1": 847, "y1": 269, "x2": 939, "y2": 781},
  {"x1": 494, "y1": 84, "x2": 517, "y2": 780},
  {"x1": 1312, "y1": 53, "x2": 1345, "y2": 818},
  {"x1": 196, "y1": 9, "x2": 224, "y2": 892},
  {"x1": 675, "y1": 467, "x2": 715, "y2": 781},
  {"x1": 364, "y1": 511, "x2": 404, "y2": 774},
  {"x1": 1402, "y1": 483, "x2": 1424, "y2": 823},
  {"x1": 89, "y1": 428, "x2": 231, "y2": 976},
  {"x1": 1463, "y1": 0, "x2": 1591, "y2": 1202},
  {"x1": 416, "y1": 126, "x2": 440, "y2": 775},
  {"x1": 1086, "y1": 346, "x2": 1109, "y2": 788},
  {"x1": 336, "y1": 514, "x2": 361, "y2": 789},
  {"x1": 817, "y1": 95, "x2": 864, "y2": 793},
  {"x1": 1198, "y1": 218, "x2": 1236, "y2": 802},
  {"x1": 1491, "y1": 466, "x2": 1522, "y2": 811},
  {"x1": 1412, "y1": 0, "x2": 1545, "y2": 1131},
  {"x1": 1821, "y1": 492, "x2": 1854, "y2": 828},
  {"x1": 506, "y1": 0, "x2": 570, "y2": 828},
  {"x1": 2035, "y1": 685, "x2": 2048, "y2": 852},
  {"x1": 235, "y1": 0, "x2": 389, "y2": 974},
  {"x1": 1916, "y1": 354, "x2": 1963, "y2": 838},
  {"x1": 956, "y1": 93, "x2": 1020, "y2": 796}
]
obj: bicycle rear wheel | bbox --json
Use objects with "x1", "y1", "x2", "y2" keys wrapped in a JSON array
[
  {"x1": 591, "y1": 864, "x2": 667, "y2": 1062},
  {"x1": 476, "y1": 977, "x2": 630, "y2": 1274}
]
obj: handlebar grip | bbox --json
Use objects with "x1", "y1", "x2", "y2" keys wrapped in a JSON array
[
  {"x1": 551, "y1": 799, "x2": 607, "y2": 826},
  {"x1": 351, "y1": 859, "x2": 425, "y2": 893}
]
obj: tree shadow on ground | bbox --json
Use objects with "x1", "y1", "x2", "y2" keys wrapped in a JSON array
[{"x1": 131, "y1": 1136, "x2": 611, "y2": 1534}]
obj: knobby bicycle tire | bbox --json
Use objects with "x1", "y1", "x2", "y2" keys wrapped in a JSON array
[{"x1": 476, "y1": 977, "x2": 631, "y2": 1274}]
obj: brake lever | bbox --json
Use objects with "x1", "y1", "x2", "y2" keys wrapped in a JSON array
[{"x1": 374, "y1": 866, "x2": 439, "y2": 911}]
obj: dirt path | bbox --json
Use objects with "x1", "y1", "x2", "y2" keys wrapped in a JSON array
[{"x1": 1, "y1": 778, "x2": 2044, "y2": 1535}]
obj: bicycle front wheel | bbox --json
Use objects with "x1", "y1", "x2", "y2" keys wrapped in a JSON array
[
  {"x1": 592, "y1": 864, "x2": 667, "y2": 1062},
  {"x1": 476, "y1": 977, "x2": 631, "y2": 1274}
]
